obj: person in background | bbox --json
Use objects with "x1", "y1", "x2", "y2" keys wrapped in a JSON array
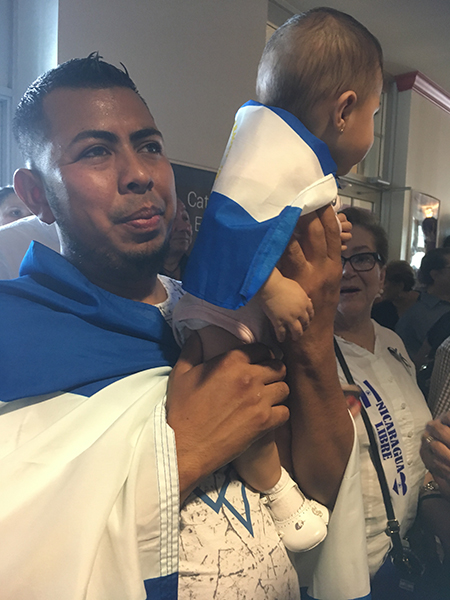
[
  {"x1": 160, "y1": 197, "x2": 192, "y2": 280},
  {"x1": 396, "y1": 247, "x2": 450, "y2": 362},
  {"x1": 422, "y1": 216, "x2": 437, "y2": 254},
  {"x1": 334, "y1": 207, "x2": 431, "y2": 593},
  {"x1": 0, "y1": 211, "x2": 60, "y2": 279},
  {"x1": 419, "y1": 413, "x2": 450, "y2": 589},
  {"x1": 371, "y1": 260, "x2": 419, "y2": 330},
  {"x1": 0, "y1": 185, "x2": 32, "y2": 226}
]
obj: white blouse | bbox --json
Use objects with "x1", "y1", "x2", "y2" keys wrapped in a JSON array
[{"x1": 336, "y1": 321, "x2": 431, "y2": 577}]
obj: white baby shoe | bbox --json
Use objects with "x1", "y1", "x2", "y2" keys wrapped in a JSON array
[{"x1": 261, "y1": 469, "x2": 329, "y2": 553}]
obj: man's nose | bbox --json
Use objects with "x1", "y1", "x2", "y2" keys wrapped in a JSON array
[{"x1": 118, "y1": 150, "x2": 154, "y2": 194}]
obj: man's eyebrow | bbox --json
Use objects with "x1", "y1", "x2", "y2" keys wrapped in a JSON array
[
  {"x1": 70, "y1": 130, "x2": 119, "y2": 146},
  {"x1": 130, "y1": 128, "x2": 163, "y2": 143}
]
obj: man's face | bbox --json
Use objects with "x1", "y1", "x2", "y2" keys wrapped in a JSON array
[{"x1": 38, "y1": 86, "x2": 176, "y2": 273}]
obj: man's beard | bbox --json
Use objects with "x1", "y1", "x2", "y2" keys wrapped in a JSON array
[
  {"x1": 44, "y1": 183, "x2": 171, "y2": 282},
  {"x1": 62, "y1": 228, "x2": 170, "y2": 280}
]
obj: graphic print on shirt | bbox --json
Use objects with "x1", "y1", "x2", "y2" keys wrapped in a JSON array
[
  {"x1": 360, "y1": 380, "x2": 408, "y2": 498},
  {"x1": 193, "y1": 465, "x2": 254, "y2": 536}
]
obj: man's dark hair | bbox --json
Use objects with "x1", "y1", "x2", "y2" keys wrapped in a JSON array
[
  {"x1": 0, "y1": 185, "x2": 15, "y2": 206},
  {"x1": 339, "y1": 206, "x2": 388, "y2": 265},
  {"x1": 256, "y1": 7, "x2": 383, "y2": 129},
  {"x1": 385, "y1": 260, "x2": 416, "y2": 292},
  {"x1": 13, "y1": 52, "x2": 145, "y2": 168},
  {"x1": 418, "y1": 247, "x2": 450, "y2": 286}
]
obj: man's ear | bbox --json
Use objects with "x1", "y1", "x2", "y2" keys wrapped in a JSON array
[
  {"x1": 334, "y1": 90, "x2": 358, "y2": 133},
  {"x1": 13, "y1": 168, "x2": 56, "y2": 224}
]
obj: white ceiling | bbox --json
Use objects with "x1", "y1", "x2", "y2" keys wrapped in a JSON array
[{"x1": 271, "y1": 0, "x2": 450, "y2": 94}]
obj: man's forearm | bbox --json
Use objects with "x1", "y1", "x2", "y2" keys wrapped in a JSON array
[{"x1": 284, "y1": 320, "x2": 354, "y2": 508}]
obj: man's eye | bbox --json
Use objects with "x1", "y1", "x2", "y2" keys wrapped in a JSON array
[
  {"x1": 142, "y1": 141, "x2": 163, "y2": 154},
  {"x1": 82, "y1": 146, "x2": 109, "y2": 158}
]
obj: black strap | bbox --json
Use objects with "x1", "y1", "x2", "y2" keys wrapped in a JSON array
[{"x1": 334, "y1": 337, "x2": 405, "y2": 558}]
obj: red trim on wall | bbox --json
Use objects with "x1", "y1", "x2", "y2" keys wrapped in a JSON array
[{"x1": 395, "y1": 71, "x2": 450, "y2": 115}]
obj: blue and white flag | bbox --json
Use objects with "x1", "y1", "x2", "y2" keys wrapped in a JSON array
[
  {"x1": 183, "y1": 100, "x2": 338, "y2": 309},
  {"x1": 0, "y1": 243, "x2": 182, "y2": 599},
  {"x1": 0, "y1": 242, "x2": 180, "y2": 402}
]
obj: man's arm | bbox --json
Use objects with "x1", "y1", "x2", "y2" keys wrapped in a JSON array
[
  {"x1": 166, "y1": 334, "x2": 290, "y2": 504},
  {"x1": 279, "y1": 205, "x2": 354, "y2": 508}
]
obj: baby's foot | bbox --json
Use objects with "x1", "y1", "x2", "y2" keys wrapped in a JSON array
[{"x1": 261, "y1": 467, "x2": 329, "y2": 552}]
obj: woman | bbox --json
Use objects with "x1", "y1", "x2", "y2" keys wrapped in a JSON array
[
  {"x1": 335, "y1": 207, "x2": 431, "y2": 589},
  {"x1": 371, "y1": 260, "x2": 419, "y2": 330}
]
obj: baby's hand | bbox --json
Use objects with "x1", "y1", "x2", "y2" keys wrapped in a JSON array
[
  {"x1": 337, "y1": 212, "x2": 352, "y2": 250},
  {"x1": 257, "y1": 269, "x2": 314, "y2": 343}
]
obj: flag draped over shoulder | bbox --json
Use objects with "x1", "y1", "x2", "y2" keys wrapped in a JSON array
[
  {"x1": 0, "y1": 242, "x2": 180, "y2": 403},
  {"x1": 183, "y1": 100, "x2": 338, "y2": 310},
  {"x1": 0, "y1": 243, "x2": 181, "y2": 599}
]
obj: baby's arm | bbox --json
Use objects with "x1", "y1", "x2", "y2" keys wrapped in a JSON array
[{"x1": 255, "y1": 267, "x2": 314, "y2": 344}]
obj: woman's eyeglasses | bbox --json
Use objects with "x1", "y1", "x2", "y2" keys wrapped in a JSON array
[{"x1": 341, "y1": 252, "x2": 382, "y2": 272}]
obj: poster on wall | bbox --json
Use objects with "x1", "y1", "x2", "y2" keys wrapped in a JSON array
[
  {"x1": 409, "y1": 191, "x2": 440, "y2": 269},
  {"x1": 171, "y1": 162, "x2": 216, "y2": 246}
]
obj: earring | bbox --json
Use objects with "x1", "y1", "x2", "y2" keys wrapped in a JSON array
[{"x1": 339, "y1": 125, "x2": 345, "y2": 133}]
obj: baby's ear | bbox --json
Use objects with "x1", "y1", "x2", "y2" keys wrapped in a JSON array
[
  {"x1": 13, "y1": 168, "x2": 56, "y2": 224},
  {"x1": 334, "y1": 90, "x2": 358, "y2": 132}
]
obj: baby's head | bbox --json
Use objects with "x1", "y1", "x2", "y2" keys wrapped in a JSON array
[{"x1": 256, "y1": 7, "x2": 383, "y2": 176}]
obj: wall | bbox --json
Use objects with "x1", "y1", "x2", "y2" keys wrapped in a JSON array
[
  {"x1": 406, "y1": 92, "x2": 450, "y2": 241},
  {"x1": 57, "y1": 0, "x2": 267, "y2": 172},
  {"x1": 383, "y1": 86, "x2": 450, "y2": 259},
  {"x1": 10, "y1": 0, "x2": 58, "y2": 173}
]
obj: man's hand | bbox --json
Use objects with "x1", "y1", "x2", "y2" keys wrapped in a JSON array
[
  {"x1": 277, "y1": 205, "x2": 353, "y2": 507},
  {"x1": 421, "y1": 412, "x2": 450, "y2": 501},
  {"x1": 167, "y1": 332, "x2": 289, "y2": 503},
  {"x1": 280, "y1": 204, "x2": 343, "y2": 351}
]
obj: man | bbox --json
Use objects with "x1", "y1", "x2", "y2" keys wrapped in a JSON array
[
  {"x1": 0, "y1": 213, "x2": 59, "y2": 278},
  {"x1": 0, "y1": 185, "x2": 33, "y2": 225},
  {"x1": 396, "y1": 247, "x2": 450, "y2": 362},
  {"x1": 0, "y1": 55, "x2": 365, "y2": 600},
  {"x1": 160, "y1": 197, "x2": 193, "y2": 280}
]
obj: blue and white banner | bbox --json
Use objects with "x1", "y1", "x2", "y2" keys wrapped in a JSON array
[
  {"x1": 183, "y1": 100, "x2": 337, "y2": 310},
  {"x1": 360, "y1": 380, "x2": 408, "y2": 512}
]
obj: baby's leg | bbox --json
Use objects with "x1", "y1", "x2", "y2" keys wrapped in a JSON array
[
  {"x1": 197, "y1": 325, "x2": 282, "y2": 484},
  {"x1": 197, "y1": 324, "x2": 329, "y2": 552}
]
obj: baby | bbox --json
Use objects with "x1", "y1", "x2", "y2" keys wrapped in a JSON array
[{"x1": 174, "y1": 7, "x2": 383, "y2": 552}]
